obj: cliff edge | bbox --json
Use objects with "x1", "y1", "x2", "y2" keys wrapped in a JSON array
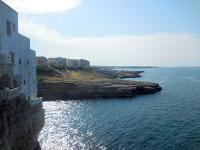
[
  {"x1": 0, "y1": 96, "x2": 44, "y2": 150},
  {"x1": 37, "y1": 67, "x2": 161, "y2": 100},
  {"x1": 38, "y1": 79, "x2": 161, "y2": 100}
]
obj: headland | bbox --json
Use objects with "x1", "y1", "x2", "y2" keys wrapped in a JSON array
[{"x1": 37, "y1": 66, "x2": 161, "y2": 100}]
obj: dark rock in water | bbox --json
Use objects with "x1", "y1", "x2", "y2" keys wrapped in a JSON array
[
  {"x1": 38, "y1": 79, "x2": 161, "y2": 100},
  {"x1": 0, "y1": 96, "x2": 44, "y2": 150}
]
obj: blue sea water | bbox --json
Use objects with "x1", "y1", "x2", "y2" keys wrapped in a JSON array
[{"x1": 39, "y1": 67, "x2": 200, "y2": 150}]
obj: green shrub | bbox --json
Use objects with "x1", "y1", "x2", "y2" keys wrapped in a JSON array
[
  {"x1": 36, "y1": 65, "x2": 54, "y2": 76},
  {"x1": 51, "y1": 64, "x2": 67, "y2": 70}
]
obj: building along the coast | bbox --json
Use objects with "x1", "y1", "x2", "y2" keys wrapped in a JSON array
[
  {"x1": 48, "y1": 57, "x2": 66, "y2": 66},
  {"x1": 66, "y1": 59, "x2": 90, "y2": 68},
  {"x1": 0, "y1": 0, "x2": 37, "y2": 101},
  {"x1": 79, "y1": 59, "x2": 90, "y2": 68},
  {"x1": 46, "y1": 57, "x2": 90, "y2": 69},
  {"x1": 37, "y1": 56, "x2": 48, "y2": 66}
]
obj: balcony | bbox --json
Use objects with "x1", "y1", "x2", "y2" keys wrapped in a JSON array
[{"x1": 0, "y1": 87, "x2": 20, "y2": 100}]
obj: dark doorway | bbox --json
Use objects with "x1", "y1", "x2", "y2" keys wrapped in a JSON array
[
  {"x1": 13, "y1": 79, "x2": 18, "y2": 88},
  {"x1": 0, "y1": 74, "x2": 11, "y2": 90}
]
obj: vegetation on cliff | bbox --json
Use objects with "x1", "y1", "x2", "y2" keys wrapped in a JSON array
[
  {"x1": 37, "y1": 66, "x2": 161, "y2": 100},
  {"x1": 37, "y1": 65, "x2": 107, "y2": 82},
  {"x1": 36, "y1": 66, "x2": 143, "y2": 82}
]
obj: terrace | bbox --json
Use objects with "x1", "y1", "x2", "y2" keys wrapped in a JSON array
[{"x1": 0, "y1": 87, "x2": 20, "y2": 101}]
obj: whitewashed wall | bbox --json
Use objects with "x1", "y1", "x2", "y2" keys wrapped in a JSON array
[{"x1": 0, "y1": 1, "x2": 37, "y2": 100}]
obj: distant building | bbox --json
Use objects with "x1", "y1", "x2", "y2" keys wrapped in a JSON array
[
  {"x1": 37, "y1": 56, "x2": 48, "y2": 66},
  {"x1": 0, "y1": 1, "x2": 37, "y2": 101},
  {"x1": 79, "y1": 59, "x2": 90, "y2": 68},
  {"x1": 65, "y1": 59, "x2": 90, "y2": 68},
  {"x1": 48, "y1": 57, "x2": 66, "y2": 66},
  {"x1": 65, "y1": 59, "x2": 78, "y2": 68},
  {"x1": 38, "y1": 56, "x2": 91, "y2": 69}
]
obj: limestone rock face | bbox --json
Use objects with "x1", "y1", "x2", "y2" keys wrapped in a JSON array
[
  {"x1": 38, "y1": 80, "x2": 161, "y2": 100},
  {"x1": 0, "y1": 96, "x2": 44, "y2": 150}
]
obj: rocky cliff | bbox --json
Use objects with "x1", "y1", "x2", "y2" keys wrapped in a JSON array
[
  {"x1": 38, "y1": 79, "x2": 161, "y2": 100},
  {"x1": 0, "y1": 96, "x2": 44, "y2": 150},
  {"x1": 94, "y1": 69, "x2": 144, "y2": 79}
]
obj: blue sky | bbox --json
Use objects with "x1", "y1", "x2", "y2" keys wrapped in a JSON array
[
  {"x1": 4, "y1": 0, "x2": 200, "y2": 66},
  {"x1": 44, "y1": 0, "x2": 200, "y2": 36}
]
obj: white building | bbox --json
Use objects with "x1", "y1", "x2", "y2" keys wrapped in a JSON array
[
  {"x1": 48, "y1": 57, "x2": 66, "y2": 66},
  {"x1": 79, "y1": 59, "x2": 90, "y2": 68},
  {"x1": 37, "y1": 56, "x2": 48, "y2": 66},
  {"x1": 66, "y1": 59, "x2": 90, "y2": 68},
  {"x1": 0, "y1": 0, "x2": 37, "y2": 101},
  {"x1": 65, "y1": 59, "x2": 78, "y2": 68}
]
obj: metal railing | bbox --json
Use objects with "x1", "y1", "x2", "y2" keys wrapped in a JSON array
[{"x1": 0, "y1": 87, "x2": 20, "y2": 100}]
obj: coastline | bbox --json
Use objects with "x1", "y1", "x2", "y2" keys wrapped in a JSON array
[{"x1": 37, "y1": 67, "x2": 161, "y2": 100}]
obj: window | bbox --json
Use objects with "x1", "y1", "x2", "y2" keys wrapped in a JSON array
[
  {"x1": 6, "y1": 20, "x2": 11, "y2": 36},
  {"x1": 24, "y1": 80, "x2": 26, "y2": 85},
  {"x1": 12, "y1": 23, "x2": 16, "y2": 32},
  {"x1": 9, "y1": 52, "x2": 14, "y2": 64},
  {"x1": 28, "y1": 60, "x2": 30, "y2": 65},
  {"x1": 19, "y1": 59, "x2": 21, "y2": 64}
]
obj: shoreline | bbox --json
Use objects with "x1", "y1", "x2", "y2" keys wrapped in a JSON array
[{"x1": 37, "y1": 67, "x2": 161, "y2": 100}]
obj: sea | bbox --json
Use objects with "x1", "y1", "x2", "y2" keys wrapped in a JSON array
[{"x1": 39, "y1": 67, "x2": 200, "y2": 150}]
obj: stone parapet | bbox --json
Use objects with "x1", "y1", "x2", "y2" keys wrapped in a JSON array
[{"x1": 0, "y1": 87, "x2": 20, "y2": 101}]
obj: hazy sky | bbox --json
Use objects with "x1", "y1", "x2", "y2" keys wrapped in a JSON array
[{"x1": 4, "y1": 0, "x2": 200, "y2": 66}]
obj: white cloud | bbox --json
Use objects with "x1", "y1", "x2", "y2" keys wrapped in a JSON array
[
  {"x1": 19, "y1": 20, "x2": 200, "y2": 66},
  {"x1": 3, "y1": 0, "x2": 81, "y2": 14}
]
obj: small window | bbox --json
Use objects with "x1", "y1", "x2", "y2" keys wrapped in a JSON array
[
  {"x1": 12, "y1": 23, "x2": 16, "y2": 32},
  {"x1": 28, "y1": 60, "x2": 30, "y2": 65},
  {"x1": 19, "y1": 59, "x2": 21, "y2": 64},
  {"x1": 6, "y1": 20, "x2": 11, "y2": 36},
  {"x1": 9, "y1": 52, "x2": 14, "y2": 64},
  {"x1": 24, "y1": 80, "x2": 26, "y2": 85}
]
